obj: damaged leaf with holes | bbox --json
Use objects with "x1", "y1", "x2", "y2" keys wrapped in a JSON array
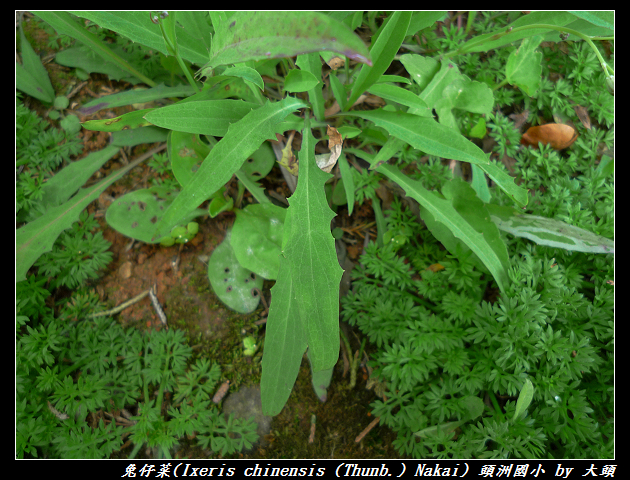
[
  {"x1": 106, "y1": 188, "x2": 205, "y2": 244},
  {"x1": 207, "y1": 230, "x2": 263, "y2": 314}
]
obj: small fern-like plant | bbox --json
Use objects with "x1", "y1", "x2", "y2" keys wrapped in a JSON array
[
  {"x1": 342, "y1": 196, "x2": 613, "y2": 459},
  {"x1": 16, "y1": 297, "x2": 258, "y2": 459}
]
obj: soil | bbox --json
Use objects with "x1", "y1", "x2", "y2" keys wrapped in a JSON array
[{"x1": 19, "y1": 13, "x2": 405, "y2": 459}]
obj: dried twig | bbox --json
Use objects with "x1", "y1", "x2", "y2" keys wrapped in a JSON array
[
  {"x1": 308, "y1": 415, "x2": 316, "y2": 444},
  {"x1": 149, "y1": 284, "x2": 168, "y2": 328},
  {"x1": 355, "y1": 416, "x2": 380, "y2": 443},
  {"x1": 86, "y1": 289, "x2": 151, "y2": 319}
]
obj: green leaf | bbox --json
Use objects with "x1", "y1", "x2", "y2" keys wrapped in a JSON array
[
  {"x1": 367, "y1": 83, "x2": 430, "y2": 114},
  {"x1": 71, "y1": 11, "x2": 210, "y2": 66},
  {"x1": 401, "y1": 56, "x2": 494, "y2": 127},
  {"x1": 17, "y1": 19, "x2": 55, "y2": 103},
  {"x1": 55, "y1": 47, "x2": 143, "y2": 84},
  {"x1": 363, "y1": 161, "x2": 509, "y2": 293},
  {"x1": 105, "y1": 189, "x2": 205, "y2": 244},
  {"x1": 261, "y1": 114, "x2": 343, "y2": 416},
  {"x1": 39, "y1": 146, "x2": 117, "y2": 209},
  {"x1": 407, "y1": 11, "x2": 447, "y2": 36},
  {"x1": 487, "y1": 205, "x2": 614, "y2": 254},
  {"x1": 505, "y1": 36, "x2": 544, "y2": 96},
  {"x1": 419, "y1": 178, "x2": 510, "y2": 283},
  {"x1": 143, "y1": 100, "x2": 259, "y2": 136},
  {"x1": 400, "y1": 54, "x2": 441, "y2": 92},
  {"x1": 337, "y1": 153, "x2": 355, "y2": 216},
  {"x1": 203, "y1": 12, "x2": 370, "y2": 74},
  {"x1": 152, "y1": 97, "x2": 306, "y2": 240},
  {"x1": 82, "y1": 109, "x2": 155, "y2": 132},
  {"x1": 342, "y1": 109, "x2": 489, "y2": 166},
  {"x1": 295, "y1": 53, "x2": 325, "y2": 121},
  {"x1": 435, "y1": 74, "x2": 494, "y2": 130},
  {"x1": 567, "y1": 11, "x2": 614, "y2": 34},
  {"x1": 469, "y1": 117, "x2": 487, "y2": 139},
  {"x1": 284, "y1": 69, "x2": 320, "y2": 93},
  {"x1": 512, "y1": 378, "x2": 535, "y2": 421},
  {"x1": 475, "y1": 162, "x2": 529, "y2": 207},
  {"x1": 79, "y1": 84, "x2": 196, "y2": 115},
  {"x1": 17, "y1": 146, "x2": 124, "y2": 282},
  {"x1": 453, "y1": 11, "x2": 576, "y2": 54},
  {"x1": 329, "y1": 73, "x2": 348, "y2": 111},
  {"x1": 343, "y1": 109, "x2": 528, "y2": 206},
  {"x1": 417, "y1": 59, "x2": 461, "y2": 110},
  {"x1": 168, "y1": 131, "x2": 212, "y2": 188},
  {"x1": 231, "y1": 203, "x2": 286, "y2": 280},
  {"x1": 110, "y1": 126, "x2": 167, "y2": 147},
  {"x1": 346, "y1": 11, "x2": 412, "y2": 108},
  {"x1": 207, "y1": 231, "x2": 263, "y2": 314},
  {"x1": 34, "y1": 12, "x2": 155, "y2": 86},
  {"x1": 222, "y1": 65, "x2": 265, "y2": 92}
]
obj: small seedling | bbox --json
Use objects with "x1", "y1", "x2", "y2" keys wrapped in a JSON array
[{"x1": 243, "y1": 336, "x2": 258, "y2": 356}]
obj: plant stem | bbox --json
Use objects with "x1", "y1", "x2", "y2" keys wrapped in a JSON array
[{"x1": 488, "y1": 391, "x2": 505, "y2": 421}]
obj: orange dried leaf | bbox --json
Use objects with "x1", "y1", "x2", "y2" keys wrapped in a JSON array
[{"x1": 520, "y1": 123, "x2": 577, "y2": 150}]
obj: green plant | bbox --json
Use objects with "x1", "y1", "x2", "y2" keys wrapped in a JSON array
[
  {"x1": 34, "y1": 211, "x2": 112, "y2": 289},
  {"x1": 342, "y1": 203, "x2": 613, "y2": 458},
  {"x1": 16, "y1": 295, "x2": 258, "y2": 458},
  {"x1": 16, "y1": 95, "x2": 84, "y2": 221},
  {"x1": 19, "y1": 11, "x2": 613, "y2": 426}
]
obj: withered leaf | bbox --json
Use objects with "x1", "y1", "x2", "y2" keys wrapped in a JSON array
[
  {"x1": 316, "y1": 126, "x2": 343, "y2": 173},
  {"x1": 573, "y1": 105, "x2": 591, "y2": 130},
  {"x1": 326, "y1": 56, "x2": 345, "y2": 70},
  {"x1": 520, "y1": 123, "x2": 578, "y2": 150}
]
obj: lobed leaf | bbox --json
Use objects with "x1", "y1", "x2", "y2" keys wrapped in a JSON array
[{"x1": 261, "y1": 115, "x2": 343, "y2": 416}]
